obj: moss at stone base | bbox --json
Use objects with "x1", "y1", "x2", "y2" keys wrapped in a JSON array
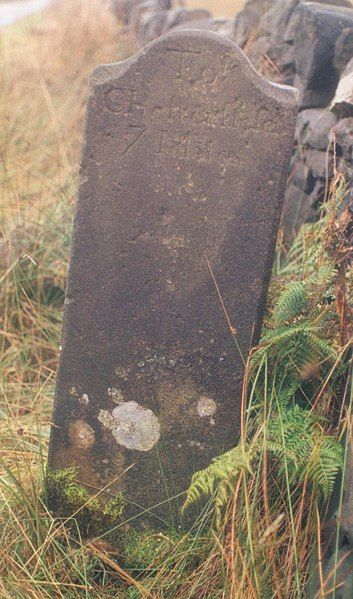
[
  {"x1": 121, "y1": 530, "x2": 172, "y2": 573},
  {"x1": 45, "y1": 467, "x2": 125, "y2": 541}
]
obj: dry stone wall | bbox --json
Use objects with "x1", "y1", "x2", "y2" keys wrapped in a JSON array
[{"x1": 112, "y1": 0, "x2": 353, "y2": 244}]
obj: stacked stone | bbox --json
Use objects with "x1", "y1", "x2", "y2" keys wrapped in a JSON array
[
  {"x1": 111, "y1": 0, "x2": 353, "y2": 240},
  {"x1": 233, "y1": 0, "x2": 353, "y2": 241},
  {"x1": 111, "y1": 0, "x2": 234, "y2": 46}
]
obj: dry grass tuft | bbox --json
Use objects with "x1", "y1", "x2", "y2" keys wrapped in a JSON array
[
  {"x1": 0, "y1": 3, "x2": 137, "y2": 596},
  {"x1": 0, "y1": 0, "x2": 133, "y2": 403}
]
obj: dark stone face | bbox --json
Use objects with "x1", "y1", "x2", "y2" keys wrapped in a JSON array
[
  {"x1": 293, "y1": 3, "x2": 353, "y2": 109},
  {"x1": 49, "y1": 31, "x2": 298, "y2": 528}
]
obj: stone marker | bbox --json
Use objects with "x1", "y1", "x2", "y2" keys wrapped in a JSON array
[{"x1": 49, "y1": 30, "x2": 298, "y2": 528}]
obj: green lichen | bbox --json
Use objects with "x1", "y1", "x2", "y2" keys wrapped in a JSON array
[{"x1": 45, "y1": 467, "x2": 125, "y2": 541}]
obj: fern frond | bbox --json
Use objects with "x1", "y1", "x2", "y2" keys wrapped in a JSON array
[
  {"x1": 307, "y1": 436, "x2": 343, "y2": 501},
  {"x1": 273, "y1": 281, "x2": 308, "y2": 326},
  {"x1": 182, "y1": 446, "x2": 252, "y2": 524},
  {"x1": 273, "y1": 378, "x2": 300, "y2": 410},
  {"x1": 266, "y1": 405, "x2": 315, "y2": 479},
  {"x1": 313, "y1": 265, "x2": 336, "y2": 288},
  {"x1": 261, "y1": 322, "x2": 315, "y2": 345},
  {"x1": 251, "y1": 323, "x2": 315, "y2": 371},
  {"x1": 306, "y1": 333, "x2": 339, "y2": 362}
]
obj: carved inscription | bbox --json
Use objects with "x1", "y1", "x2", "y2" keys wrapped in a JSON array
[
  {"x1": 102, "y1": 43, "x2": 282, "y2": 166},
  {"x1": 107, "y1": 88, "x2": 246, "y2": 129},
  {"x1": 156, "y1": 130, "x2": 238, "y2": 176}
]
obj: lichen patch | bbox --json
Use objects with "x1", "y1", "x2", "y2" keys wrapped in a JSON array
[
  {"x1": 115, "y1": 366, "x2": 129, "y2": 380},
  {"x1": 68, "y1": 419, "x2": 95, "y2": 449},
  {"x1": 98, "y1": 402, "x2": 160, "y2": 451},
  {"x1": 197, "y1": 396, "x2": 217, "y2": 418},
  {"x1": 79, "y1": 393, "x2": 89, "y2": 406},
  {"x1": 108, "y1": 387, "x2": 124, "y2": 404},
  {"x1": 98, "y1": 409, "x2": 115, "y2": 429}
]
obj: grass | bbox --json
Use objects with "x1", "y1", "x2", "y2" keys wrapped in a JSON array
[
  {"x1": 1, "y1": 0, "x2": 353, "y2": 597},
  {"x1": 0, "y1": 1, "x2": 137, "y2": 596}
]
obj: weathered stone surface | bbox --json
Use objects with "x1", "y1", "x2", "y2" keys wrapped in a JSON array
[
  {"x1": 49, "y1": 30, "x2": 298, "y2": 527},
  {"x1": 170, "y1": 17, "x2": 215, "y2": 33},
  {"x1": 232, "y1": 0, "x2": 271, "y2": 49},
  {"x1": 331, "y1": 57, "x2": 353, "y2": 116},
  {"x1": 261, "y1": 0, "x2": 298, "y2": 42},
  {"x1": 307, "y1": 111, "x2": 337, "y2": 150},
  {"x1": 331, "y1": 116, "x2": 353, "y2": 159},
  {"x1": 281, "y1": 183, "x2": 316, "y2": 238},
  {"x1": 162, "y1": 8, "x2": 211, "y2": 34},
  {"x1": 170, "y1": 17, "x2": 234, "y2": 40},
  {"x1": 293, "y1": 3, "x2": 353, "y2": 109},
  {"x1": 130, "y1": 0, "x2": 159, "y2": 35},
  {"x1": 292, "y1": 160, "x2": 315, "y2": 193},
  {"x1": 210, "y1": 18, "x2": 234, "y2": 40},
  {"x1": 281, "y1": 105, "x2": 338, "y2": 242},
  {"x1": 295, "y1": 107, "x2": 337, "y2": 146},
  {"x1": 247, "y1": 35, "x2": 271, "y2": 64},
  {"x1": 334, "y1": 27, "x2": 353, "y2": 74},
  {"x1": 306, "y1": 147, "x2": 333, "y2": 179},
  {"x1": 312, "y1": 0, "x2": 353, "y2": 6},
  {"x1": 138, "y1": 9, "x2": 168, "y2": 46},
  {"x1": 232, "y1": 0, "x2": 353, "y2": 65}
]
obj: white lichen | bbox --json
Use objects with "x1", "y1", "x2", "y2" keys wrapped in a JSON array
[
  {"x1": 79, "y1": 393, "x2": 89, "y2": 406},
  {"x1": 98, "y1": 409, "x2": 116, "y2": 429},
  {"x1": 98, "y1": 401, "x2": 160, "y2": 451},
  {"x1": 108, "y1": 387, "x2": 124, "y2": 404},
  {"x1": 189, "y1": 440, "x2": 205, "y2": 449},
  {"x1": 197, "y1": 396, "x2": 217, "y2": 418}
]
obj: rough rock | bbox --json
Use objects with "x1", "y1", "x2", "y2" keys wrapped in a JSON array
[
  {"x1": 280, "y1": 183, "x2": 316, "y2": 238},
  {"x1": 292, "y1": 160, "x2": 315, "y2": 194},
  {"x1": 170, "y1": 17, "x2": 234, "y2": 39},
  {"x1": 295, "y1": 107, "x2": 338, "y2": 148},
  {"x1": 169, "y1": 17, "x2": 216, "y2": 32},
  {"x1": 306, "y1": 147, "x2": 332, "y2": 179},
  {"x1": 293, "y1": 3, "x2": 353, "y2": 109},
  {"x1": 330, "y1": 116, "x2": 353, "y2": 159},
  {"x1": 130, "y1": 0, "x2": 159, "y2": 35},
  {"x1": 261, "y1": 0, "x2": 298, "y2": 42},
  {"x1": 334, "y1": 27, "x2": 353, "y2": 74},
  {"x1": 331, "y1": 57, "x2": 353, "y2": 116},
  {"x1": 232, "y1": 0, "x2": 271, "y2": 49},
  {"x1": 137, "y1": 9, "x2": 168, "y2": 45},
  {"x1": 211, "y1": 18, "x2": 234, "y2": 40},
  {"x1": 162, "y1": 8, "x2": 211, "y2": 33}
]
